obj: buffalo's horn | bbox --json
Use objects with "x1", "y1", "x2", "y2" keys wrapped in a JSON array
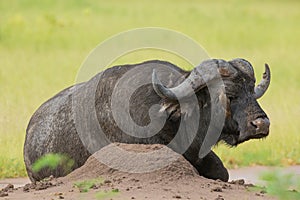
[
  {"x1": 152, "y1": 69, "x2": 204, "y2": 100},
  {"x1": 152, "y1": 60, "x2": 235, "y2": 100},
  {"x1": 254, "y1": 64, "x2": 271, "y2": 99}
]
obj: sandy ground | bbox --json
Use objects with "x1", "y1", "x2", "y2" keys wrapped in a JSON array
[
  {"x1": 0, "y1": 143, "x2": 294, "y2": 200},
  {"x1": 2, "y1": 165, "x2": 299, "y2": 190}
]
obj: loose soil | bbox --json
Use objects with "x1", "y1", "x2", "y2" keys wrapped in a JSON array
[{"x1": 0, "y1": 143, "x2": 276, "y2": 200}]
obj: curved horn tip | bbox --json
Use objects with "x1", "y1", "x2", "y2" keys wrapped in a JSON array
[
  {"x1": 254, "y1": 63, "x2": 271, "y2": 99},
  {"x1": 152, "y1": 69, "x2": 175, "y2": 99},
  {"x1": 263, "y1": 63, "x2": 271, "y2": 80},
  {"x1": 152, "y1": 69, "x2": 160, "y2": 85},
  {"x1": 264, "y1": 63, "x2": 270, "y2": 73},
  {"x1": 265, "y1": 63, "x2": 269, "y2": 69}
]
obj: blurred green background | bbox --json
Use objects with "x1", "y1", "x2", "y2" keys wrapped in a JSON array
[{"x1": 0, "y1": 0, "x2": 299, "y2": 178}]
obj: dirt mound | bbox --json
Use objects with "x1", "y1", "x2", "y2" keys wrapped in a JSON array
[{"x1": 63, "y1": 143, "x2": 198, "y2": 182}]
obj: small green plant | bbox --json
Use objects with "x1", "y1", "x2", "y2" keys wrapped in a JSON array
[
  {"x1": 95, "y1": 189, "x2": 119, "y2": 199},
  {"x1": 74, "y1": 178, "x2": 103, "y2": 193},
  {"x1": 259, "y1": 170, "x2": 300, "y2": 200},
  {"x1": 31, "y1": 153, "x2": 74, "y2": 173}
]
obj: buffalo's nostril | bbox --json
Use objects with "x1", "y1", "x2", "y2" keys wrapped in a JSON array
[
  {"x1": 251, "y1": 118, "x2": 270, "y2": 135},
  {"x1": 250, "y1": 121, "x2": 258, "y2": 129}
]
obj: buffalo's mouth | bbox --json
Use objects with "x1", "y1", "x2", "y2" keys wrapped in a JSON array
[
  {"x1": 248, "y1": 132, "x2": 269, "y2": 140},
  {"x1": 220, "y1": 116, "x2": 270, "y2": 146},
  {"x1": 220, "y1": 130, "x2": 269, "y2": 147},
  {"x1": 237, "y1": 132, "x2": 268, "y2": 145},
  {"x1": 219, "y1": 128, "x2": 269, "y2": 147}
]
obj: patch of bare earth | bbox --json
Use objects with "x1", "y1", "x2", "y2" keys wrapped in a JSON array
[{"x1": 1, "y1": 143, "x2": 275, "y2": 200}]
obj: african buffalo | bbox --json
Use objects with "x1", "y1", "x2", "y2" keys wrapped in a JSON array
[{"x1": 24, "y1": 58, "x2": 270, "y2": 182}]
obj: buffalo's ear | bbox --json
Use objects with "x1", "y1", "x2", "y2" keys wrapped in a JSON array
[
  {"x1": 159, "y1": 100, "x2": 199, "y2": 122},
  {"x1": 217, "y1": 61, "x2": 238, "y2": 77},
  {"x1": 159, "y1": 101, "x2": 181, "y2": 121}
]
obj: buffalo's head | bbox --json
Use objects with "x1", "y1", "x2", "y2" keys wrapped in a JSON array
[{"x1": 152, "y1": 58, "x2": 270, "y2": 147}]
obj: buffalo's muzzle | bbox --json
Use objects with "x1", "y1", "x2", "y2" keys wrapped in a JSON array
[{"x1": 250, "y1": 117, "x2": 270, "y2": 136}]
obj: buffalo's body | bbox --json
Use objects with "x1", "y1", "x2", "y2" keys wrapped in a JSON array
[{"x1": 24, "y1": 59, "x2": 270, "y2": 182}]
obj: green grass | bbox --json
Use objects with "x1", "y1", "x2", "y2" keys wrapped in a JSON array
[
  {"x1": 31, "y1": 153, "x2": 74, "y2": 174},
  {"x1": 74, "y1": 178, "x2": 103, "y2": 193},
  {"x1": 0, "y1": 0, "x2": 300, "y2": 178},
  {"x1": 73, "y1": 178, "x2": 119, "y2": 199},
  {"x1": 250, "y1": 170, "x2": 300, "y2": 200}
]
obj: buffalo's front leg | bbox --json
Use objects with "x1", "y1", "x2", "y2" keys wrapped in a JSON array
[{"x1": 192, "y1": 151, "x2": 229, "y2": 182}]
